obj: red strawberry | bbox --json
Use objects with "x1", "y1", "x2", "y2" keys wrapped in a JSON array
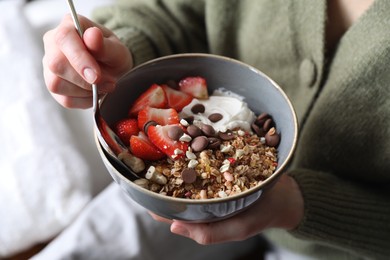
[
  {"x1": 113, "y1": 118, "x2": 139, "y2": 146},
  {"x1": 147, "y1": 124, "x2": 189, "y2": 160},
  {"x1": 178, "y1": 76, "x2": 208, "y2": 99},
  {"x1": 161, "y1": 84, "x2": 193, "y2": 112},
  {"x1": 137, "y1": 107, "x2": 180, "y2": 131},
  {"x1": 130, "y1": 132, "x2": 165, "y2": 161},
  {"x1": 128, "y1": 84, "x2": 167, "y2": 116}
]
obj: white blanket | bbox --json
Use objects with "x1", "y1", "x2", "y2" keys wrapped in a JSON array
[{"x1": 0, "y1": 0, "x2": 113, "y2": 257}]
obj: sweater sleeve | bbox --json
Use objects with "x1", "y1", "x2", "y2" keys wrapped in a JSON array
[
  {"x1": 287, "y1": 168, "x2": 390, "y2": 258},
  {"x1": 92, "y1": 0, "x2": 208, "y2": 66}
]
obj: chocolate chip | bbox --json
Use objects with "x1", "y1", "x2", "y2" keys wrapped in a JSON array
[
  {"x1": 191, "y1": 136, "x2": 209, "y2": 152},
  {"x1": 187, "y1": 125, "x2": 202, "y2": 137},
  {"x1": 191, "y1": 103, "x2": 205, "y2": 114},
  {"x1": 265, "y1": 127, "x2": 280, "y2": 147},
  {"x1": 218, "y1": 130, "x2": 235, "y2": 140},
  {"x1": 263, "y1": 118, "x2": 274, "y2": 132},
  {"x1": 255, "y1": 113, "x2": 270, "y2": 127},
  {"x1": 200, "y1": 124, "x2": 216, "y2": 137},
  {"x1": 167, "y1": 125, "x2": 184, "y2": 141},
  {"x1": 207, "y1": 137, "x2": 221, "y2": 149},
  {"x1": 182, "y1": 116, "x2": 194, "y2": 125},
  {"x1": 181, "y1": 168, "x2": 197, "y2": 184},
  {"x1": 208, "y1": 113, "x2": 223, "y2": 122},
  {"x1": 251, "y1": 123, "x2": 265, "y2": 137},
  {"x1": 143, "y1": 120, "x2": 158, "y2": 134}
]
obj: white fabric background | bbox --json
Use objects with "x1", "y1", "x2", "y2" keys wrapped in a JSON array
[{"x1": 0, "y1": 0, "x2": 113, "y2": 257}]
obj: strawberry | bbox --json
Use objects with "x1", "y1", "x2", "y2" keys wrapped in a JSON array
[
  {"x1": 130, "y1": 132, "x2": 165, "y2": 161},
  {"x1": 128, "y1": 84, "x2": 167, "y2": 116},
  {"x1": 161, "y1": 84, "x2": 193, "y2": 112},
  {"x1": 137, "y1": 107, "x2": 180, "y2": 131},
  {"x1": 178, "y1": 76, "x2": 208, "y2": 99},
  {"x1": 113, "y1": 118, "x2": 139, "y2": 146},
  {"x1": 147, "y1": 124, "x2": 189, "y2": 160}
]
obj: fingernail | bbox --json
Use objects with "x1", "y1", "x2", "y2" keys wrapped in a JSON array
[
  {"x1": 171, "y1": 224, "x2": 189, "y2": 237},
  {"x1": 83, "y1": 68, "x2": 97, "y2": 83}
]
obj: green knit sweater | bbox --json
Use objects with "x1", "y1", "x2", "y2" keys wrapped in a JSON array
[{"x1": 93, "y1": 0, "x2": 390, "y2": 259}]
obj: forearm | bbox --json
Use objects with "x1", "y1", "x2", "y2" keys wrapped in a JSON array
[{"x1": 288, "y1": 168, "x2": 390, "y2": 258}]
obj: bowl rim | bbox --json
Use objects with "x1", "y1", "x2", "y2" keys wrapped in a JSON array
[{"x1": 96, "y1": 53, "x2": 298, "y2": 205}]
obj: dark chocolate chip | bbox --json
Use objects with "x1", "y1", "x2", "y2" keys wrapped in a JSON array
[
  {"x1": 181, "y1": 168, "x2": 197, "y2": 184},
  {"x1": 255, "y1": 113, "x2": 270, "y2": 127},
  {"x1": 191, "y1": 136, "x2": 209, "y2": 152},
  {"x1": 251, "y1": 123, "x2": 265, "y2": 137},
  {"x1": 218, "y1": 130, "x2": 235, "y2": 140},
  {"x1": 182, "y1": 116, "x2": 194, "y2": 125},
  {"x1": 208, "y1": 113, "x2": 223, "y2": 122},
  {"x1": 143, "y1": 120, "x2": 158, "y2": 134},
  {"x1": 191, "y1": 103, "x2": 205, "y2": 114},
  {"x1": 167, "y1": 125, "x2": 184, "y2": 141},
  {"x1": 187, "y1": 124, "x2": 202, "y2": 137},
  {"x1": 265, "y1": 128, "x2": 280, "y2": 147},
  {"x1": 207, "y1": 137, "x2": 221, "y2": 150},
  {"x1": 200, "y1": 124, "x2": 216, "y2": 137},
  {"x1": 262, "y1": 118, "x2": 274, "y2": 132}
]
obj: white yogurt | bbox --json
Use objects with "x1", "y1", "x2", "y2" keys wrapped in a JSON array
[{"x1": 180, "y1": 90, "x2": 255, "y2": 132}]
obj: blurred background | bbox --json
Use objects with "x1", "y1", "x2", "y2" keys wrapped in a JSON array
[{"x1": 0, "y1": 0, "x2": 114, "y2": 258}]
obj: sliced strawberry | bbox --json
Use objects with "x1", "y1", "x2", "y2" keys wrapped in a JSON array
[
  {"x1": 147, "y1": 124, "x2": 189, "y2": 160},
  {"x1": 178, "y1": 76, "x2": 208, "y2": 99},
  {"x1": 128, "y1": 84, "x2": 167, "y2": 116},
  {"x1": 130, "y1": 132, "x2": 165, "y2": 161},
  {"x1": 161, "y1": 84, "x2": 193, "y2": 112},
  {"x1": 113, "y1": 118, "x2": 139, "y2": 146},
  {"x1": 137, "y1": 107, "x2": 180, "y2": 131}
]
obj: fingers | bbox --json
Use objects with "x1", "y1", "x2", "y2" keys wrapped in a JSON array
[
  {"x1": 170, "y1": 214, "x2": 258, "y2": 245},
  {"x1": 51, "y1": 93, "x2": 92, "y2": 109},
  {"x1": 149, "y1": 212, "x2": 174, "y2": 224},
  {"x1": 53, "y1": 15, "x2": 101, "y2": 85}
]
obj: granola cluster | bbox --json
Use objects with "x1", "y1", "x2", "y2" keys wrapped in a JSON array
[{"x1": 134, "y1": 129, "x2": 278, "y2": 199}]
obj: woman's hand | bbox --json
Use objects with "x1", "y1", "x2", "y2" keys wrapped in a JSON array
[
  {"x1": 42, "y1": 14, "x2": 133, "y2": 109},
  {"x1": 151, "y1": 174, "x2": 304, "y2": 245}
]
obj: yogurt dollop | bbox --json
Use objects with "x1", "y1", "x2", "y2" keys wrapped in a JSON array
[{"x1": 180, "y1": 93, "x2": 255, "y2": 133}]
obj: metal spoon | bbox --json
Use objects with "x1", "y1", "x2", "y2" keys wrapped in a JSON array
[{"x1": 66, "y1": 0, "x2": 144, "y2": 180}]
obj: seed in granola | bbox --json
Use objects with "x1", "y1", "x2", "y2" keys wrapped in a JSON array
[
  {"x1": 181, "y1": 168, "x2": 197, "y2": 184},
  {"x1": 218, "y1": 130, "x2": 235, "y2": 140},
  {"x1": 188, "y1": 159, "x2": 199, "y2": 168},
  {"x1": 191, "y1": 103, "x2": 205, "y2": 114},
  {"x1": 191, "y1": 136, "x2": 209, "y2": 152},
  {"x1": 265, "y1": 127, "x2": 280, "y2": 147},
  {"x1": 187, "y1": 124, "x2": 202, "y2": 137},
  {"x1": 168, "y1": 125, "x2": 184, "y2": 141},
  {"x1": 208, "y1": 113, "x2": 223, "y2": 122},
  {"x1": 200, "y1": 124, "x2": 216, "y2": 137},
  {"x1": 179, "y1": 133, "x2": 192, "y2": 142},
  {"x1": 186, "y1": 150, "x2": 197, "y2": 160},
  {"x1": 180, "y1": 118, "x2": 190, "y2": 127},
  {"x1": 207, "y1": 137, "x2": 221, "y2": 149}
]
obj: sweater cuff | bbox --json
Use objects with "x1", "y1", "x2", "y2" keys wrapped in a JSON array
[
  {"x1": 287, "y1": 168, "x2": 390, "y2": 256},
  {"x1": 112, "y1": 27, "x2": 157, "y2": 66}
]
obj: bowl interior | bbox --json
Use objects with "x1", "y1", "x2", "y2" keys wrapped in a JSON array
[{"x1": 100, "y1": 54, "x2": 297, "y2": 182}]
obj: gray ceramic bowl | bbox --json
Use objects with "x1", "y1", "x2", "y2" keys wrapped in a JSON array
[{"x1": 95, "y1": 53, "x2": 298, "y2": 222}]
